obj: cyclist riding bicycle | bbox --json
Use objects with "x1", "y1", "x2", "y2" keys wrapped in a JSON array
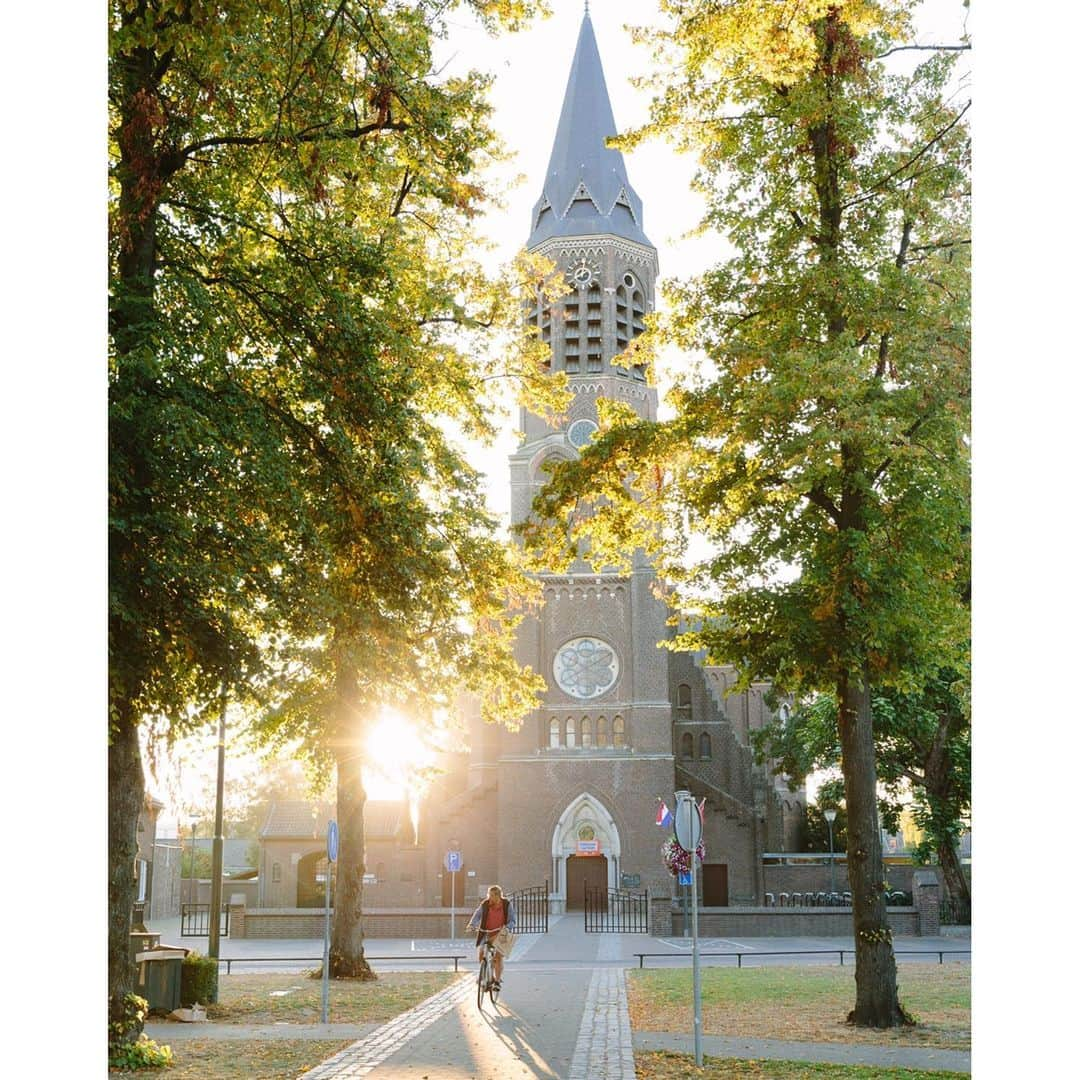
[{"x1": 466, "y1": 884, "x2": 516, "y2": 991}]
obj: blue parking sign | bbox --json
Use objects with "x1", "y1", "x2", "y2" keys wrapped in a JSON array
[
  {"x1": 445, "y1": 850, "x2": 462, "y2": 873},
  {"x1": 678, "y1": 870, "x2": 692, "y2": 886}
]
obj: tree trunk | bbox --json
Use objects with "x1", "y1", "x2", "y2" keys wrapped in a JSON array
[
  {"x1": 837, "y1": 673, "x2": 909, "y2": 1028},
  {"x1": 108, "y1": 704, "x2": 146, "y2": 1041},
  {"x1": 329, "y1": 661, "x2": 375, "y2": 980},
  {"x1": 937, "y1": 840, "x2": 970, "y2": 907}
]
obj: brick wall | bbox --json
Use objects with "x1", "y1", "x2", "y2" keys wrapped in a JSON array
[
  {"x1": 913, "y1": 870, "x2": 941, "y2": 936},
  {"x1": 232, "y1": 906, "x2": 481, "y2": 940},
  {"x1": 670, "y1": 906, "x2": 921, "y2": 937}
]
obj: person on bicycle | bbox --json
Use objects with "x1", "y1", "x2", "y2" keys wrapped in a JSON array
[{"x1": 466, "y1": 884, "x2": 516, "y2": 990}]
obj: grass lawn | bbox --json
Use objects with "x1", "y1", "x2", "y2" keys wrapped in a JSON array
[
  {"x1": 627, "y1": 964, "x2": 969, "y2": 1051},
  {"x1": 203, "y1": 969, "x2": 458, "y2": 1025},
  {"x1": 636, "y1": 1050, "x2": 965, "y2": 1079},
  {"x1": 113, "y1": 1039, "x2": 355, "y2": 1078}
]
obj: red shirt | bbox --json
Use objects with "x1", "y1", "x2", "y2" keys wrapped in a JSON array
[{"x1": 483, "y1": 900, "x2": 507, "y2": 932}]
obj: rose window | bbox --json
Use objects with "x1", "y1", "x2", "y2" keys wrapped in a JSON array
[{"x1": 554, "y1": 637, "x2": 619, "y2": 700}]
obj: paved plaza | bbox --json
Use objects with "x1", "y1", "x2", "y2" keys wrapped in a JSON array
[{"x1": 145, "y1": 913, "x2": 970, "y2": 1077}]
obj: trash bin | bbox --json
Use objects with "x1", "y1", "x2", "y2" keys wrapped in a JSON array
[
  {"x1": 135, "y1": 947, "x2": 187, "y2": 1014},
  {"x1": 129, "y1": 931, "x2": 160, "y2": 965}
]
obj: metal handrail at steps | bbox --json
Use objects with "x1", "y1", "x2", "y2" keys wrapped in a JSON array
[
  {"x1": 216, "y1": 953, "x2": 469, "y2": 974},
  {"x1": 634, "y1": 948, "x2": 970, "y2": 968}
]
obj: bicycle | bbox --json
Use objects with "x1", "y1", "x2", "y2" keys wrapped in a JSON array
[{"x1": 475, "y1": 928, "x2": 501, "y2": 1010}]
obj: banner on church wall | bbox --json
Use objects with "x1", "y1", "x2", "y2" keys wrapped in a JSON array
[{"x1": 576, "y1": 840, "x2": 601, "y2": 856}]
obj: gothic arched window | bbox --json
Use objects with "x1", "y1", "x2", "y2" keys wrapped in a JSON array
[
  {"x1": 613, "y1": 715, "x2": 626, "y2": 748},
  {"x1": 680, "y1": 732, "x2": 694, "y2": 758},
  {"x1": 565, "y1": 716, "x2": 577, "y2": 748},
  {"x1": 677, "y1": 683, "x2": 692, "y2": 720},
  {"x1": 700, "y1": 732, "x2": 712, "y2": 759},
  {"x1": 596, "y1": 716, "x2": 609, "y2": 747},
  {"x1": 581, "y1": 716, "x2": 593, "y2": 748},
  {"x1": 549, "y1": 718, "x2": 560, "y2": 748}
]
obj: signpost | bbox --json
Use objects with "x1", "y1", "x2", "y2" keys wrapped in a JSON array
[
  {"x1": 445, "y1": 845, "x2": 462, "y2": 940},
  {"x1": 321, "y1": 821, "x2": 338, "y2": 1024},
  {"x1": 678, "y1": 871, "x2": 691, "y2": 938},
  {"x1": 674, "y1": 790, "x2": 704, "y2": 1067}
]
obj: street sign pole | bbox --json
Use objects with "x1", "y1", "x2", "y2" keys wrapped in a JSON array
[
  {"x1": 675, "y1": 790, "x2": 703, "y2": 1067},
  {"x1": 322, "y1": 821, "x2": 339, "y2": 1025},
  {"x1": 446, "y1": 846, "x2": 462, "y2": 941}
]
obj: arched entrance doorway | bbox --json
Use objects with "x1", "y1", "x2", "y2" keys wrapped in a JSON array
[{"x1": 551, "y1": 792, "x2": 621, "y2": 913}]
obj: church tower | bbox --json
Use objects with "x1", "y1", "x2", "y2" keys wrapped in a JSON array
[
  {"x1": 434, "y1": 11, "x2": 803, "y2": 917},
  {"x1": 497, "y1": 10, "x2": 675, "y2": 911}
]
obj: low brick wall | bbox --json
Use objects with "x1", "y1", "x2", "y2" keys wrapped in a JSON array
[
  {"x1": 233, "y1": 907, "x2": 476, "y2": 940},
  {"x1": 669, "y1": 906, "x2": 920, "y2": 937}
]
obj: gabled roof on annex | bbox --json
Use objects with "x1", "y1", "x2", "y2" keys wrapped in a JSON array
[{"x1": 259, "y1": 799, "x2": 407, "y2": 841}]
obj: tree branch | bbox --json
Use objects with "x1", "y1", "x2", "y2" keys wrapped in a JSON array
[
  {"x1": 164, "y1": 118, "x2": 408, "y2": 181},
  {"x1": 841, "y1": 101, "x2": 970, "y2": 211},
  {"x1": 876, "y1": 44, "x2": 971, "y2": 59}
]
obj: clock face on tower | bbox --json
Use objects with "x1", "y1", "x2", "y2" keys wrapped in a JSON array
[
  {"x1": 554, "y1": 637, "x2": 619, "y2": 699},
  {"x1": 569, "y1": 255, "x2": 600, "y2": 287}
]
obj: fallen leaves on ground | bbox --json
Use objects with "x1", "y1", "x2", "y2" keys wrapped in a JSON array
[
  {"x1": 109, "y1": 1038, "x2": 353, "y2": 1078},
  {"x1": 198, "y1": 970, "x2": 458, "y2": 1025},
  {"x1": 635, "y1": 1050, "x2": 965, "y2": 1079}
]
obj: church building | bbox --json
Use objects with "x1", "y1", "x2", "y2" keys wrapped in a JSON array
[{"x1": 423, "y1": 11, "x2": 804, "y2": 914}]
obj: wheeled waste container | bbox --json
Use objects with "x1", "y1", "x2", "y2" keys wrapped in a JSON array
[{"x1": 135, "y1": 947, "x2": 188, "y2": 1014}]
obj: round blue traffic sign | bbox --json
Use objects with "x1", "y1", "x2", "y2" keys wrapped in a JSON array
[{"x1": 327, "y1": 820, "x2": 339, "y2": 863}]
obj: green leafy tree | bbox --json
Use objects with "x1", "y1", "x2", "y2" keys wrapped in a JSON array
[
  {"x1": 754, "y1": 671, "x2": 970, "y2": 905},
  {"x1": 180, "y1": 846, "x2": 214, "y2": 880},
  {"x1": 803, "y1": 777, "x2": 849, "y2": 854},
  {"x1": 110, "y1": 0, "x2": 554, "y2": 1037},
  {"x1": 526, "y1": 0, "x2": 969, "y2": 1028}
]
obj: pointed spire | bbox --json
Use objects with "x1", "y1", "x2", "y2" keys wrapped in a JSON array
[{"x1": 527, "y1": 11, "x2": 651, "y2": 249}]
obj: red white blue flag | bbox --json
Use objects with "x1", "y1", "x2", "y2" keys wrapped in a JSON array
[{"x1": 656, "y1": 800, "x2": 673, "y2": 828}]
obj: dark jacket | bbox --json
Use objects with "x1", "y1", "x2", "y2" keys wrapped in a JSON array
[{"x1": 466, "y1": 897, "x2": 517, "y2": 937}]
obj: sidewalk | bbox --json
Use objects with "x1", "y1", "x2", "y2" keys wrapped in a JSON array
[{"x1": 145, "y1": 914, "x2": 969, "y2": 1077}]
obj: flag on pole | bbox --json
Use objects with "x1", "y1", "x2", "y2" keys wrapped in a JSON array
[{"x1": 656, "y1": 799, "x2": 673, "y2": 828}]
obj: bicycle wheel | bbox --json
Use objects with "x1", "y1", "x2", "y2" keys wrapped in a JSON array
[
  {"x1": 476, "y1": 953, "x2": 490, "y2": 1010},
  {"x1": 488, "y1": 972, "x2": 499, "y2": 1008}
]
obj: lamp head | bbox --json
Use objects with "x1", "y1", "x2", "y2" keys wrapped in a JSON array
[{"x1": 823, "y1": 808, "x2": 837, "y2": 823}]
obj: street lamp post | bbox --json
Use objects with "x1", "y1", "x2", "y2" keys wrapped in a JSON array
[{"x1": 824, "y1": 809, "x2": 837, "y2": 898}]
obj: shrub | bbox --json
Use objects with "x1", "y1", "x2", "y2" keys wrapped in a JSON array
[
  {"x1": 181, "y1": 951, "x2": 219, "y2": 1005},
  {"x1": 108, "y1": 993, "x2": 173, "y2": 1071}
]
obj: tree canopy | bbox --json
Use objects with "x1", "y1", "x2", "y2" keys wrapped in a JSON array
[{"x1": 109, "y1": 0, "x2": 557, "y2": 1037}]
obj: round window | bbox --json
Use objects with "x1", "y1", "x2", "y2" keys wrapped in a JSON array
[
  {"x1": 554, "y1": 637, "x2": 619, "y2": 700},
  {"x1": 623, "y1": 272, "x2": 635, "y2": 288},
  {"x1": 567, "y1": 418, "x2": 599, "y2": 448},
  {"x1": 578, "y1": 824, "x2": 595, "y2": 841}
]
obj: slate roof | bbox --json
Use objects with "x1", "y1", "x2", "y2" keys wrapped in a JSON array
[
  {"x1": 527, "y1": 12, "x2": 652, "y2": 249},
  {"x1": 259, "y1": 800, "x2": 406, "y2": 842}
]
